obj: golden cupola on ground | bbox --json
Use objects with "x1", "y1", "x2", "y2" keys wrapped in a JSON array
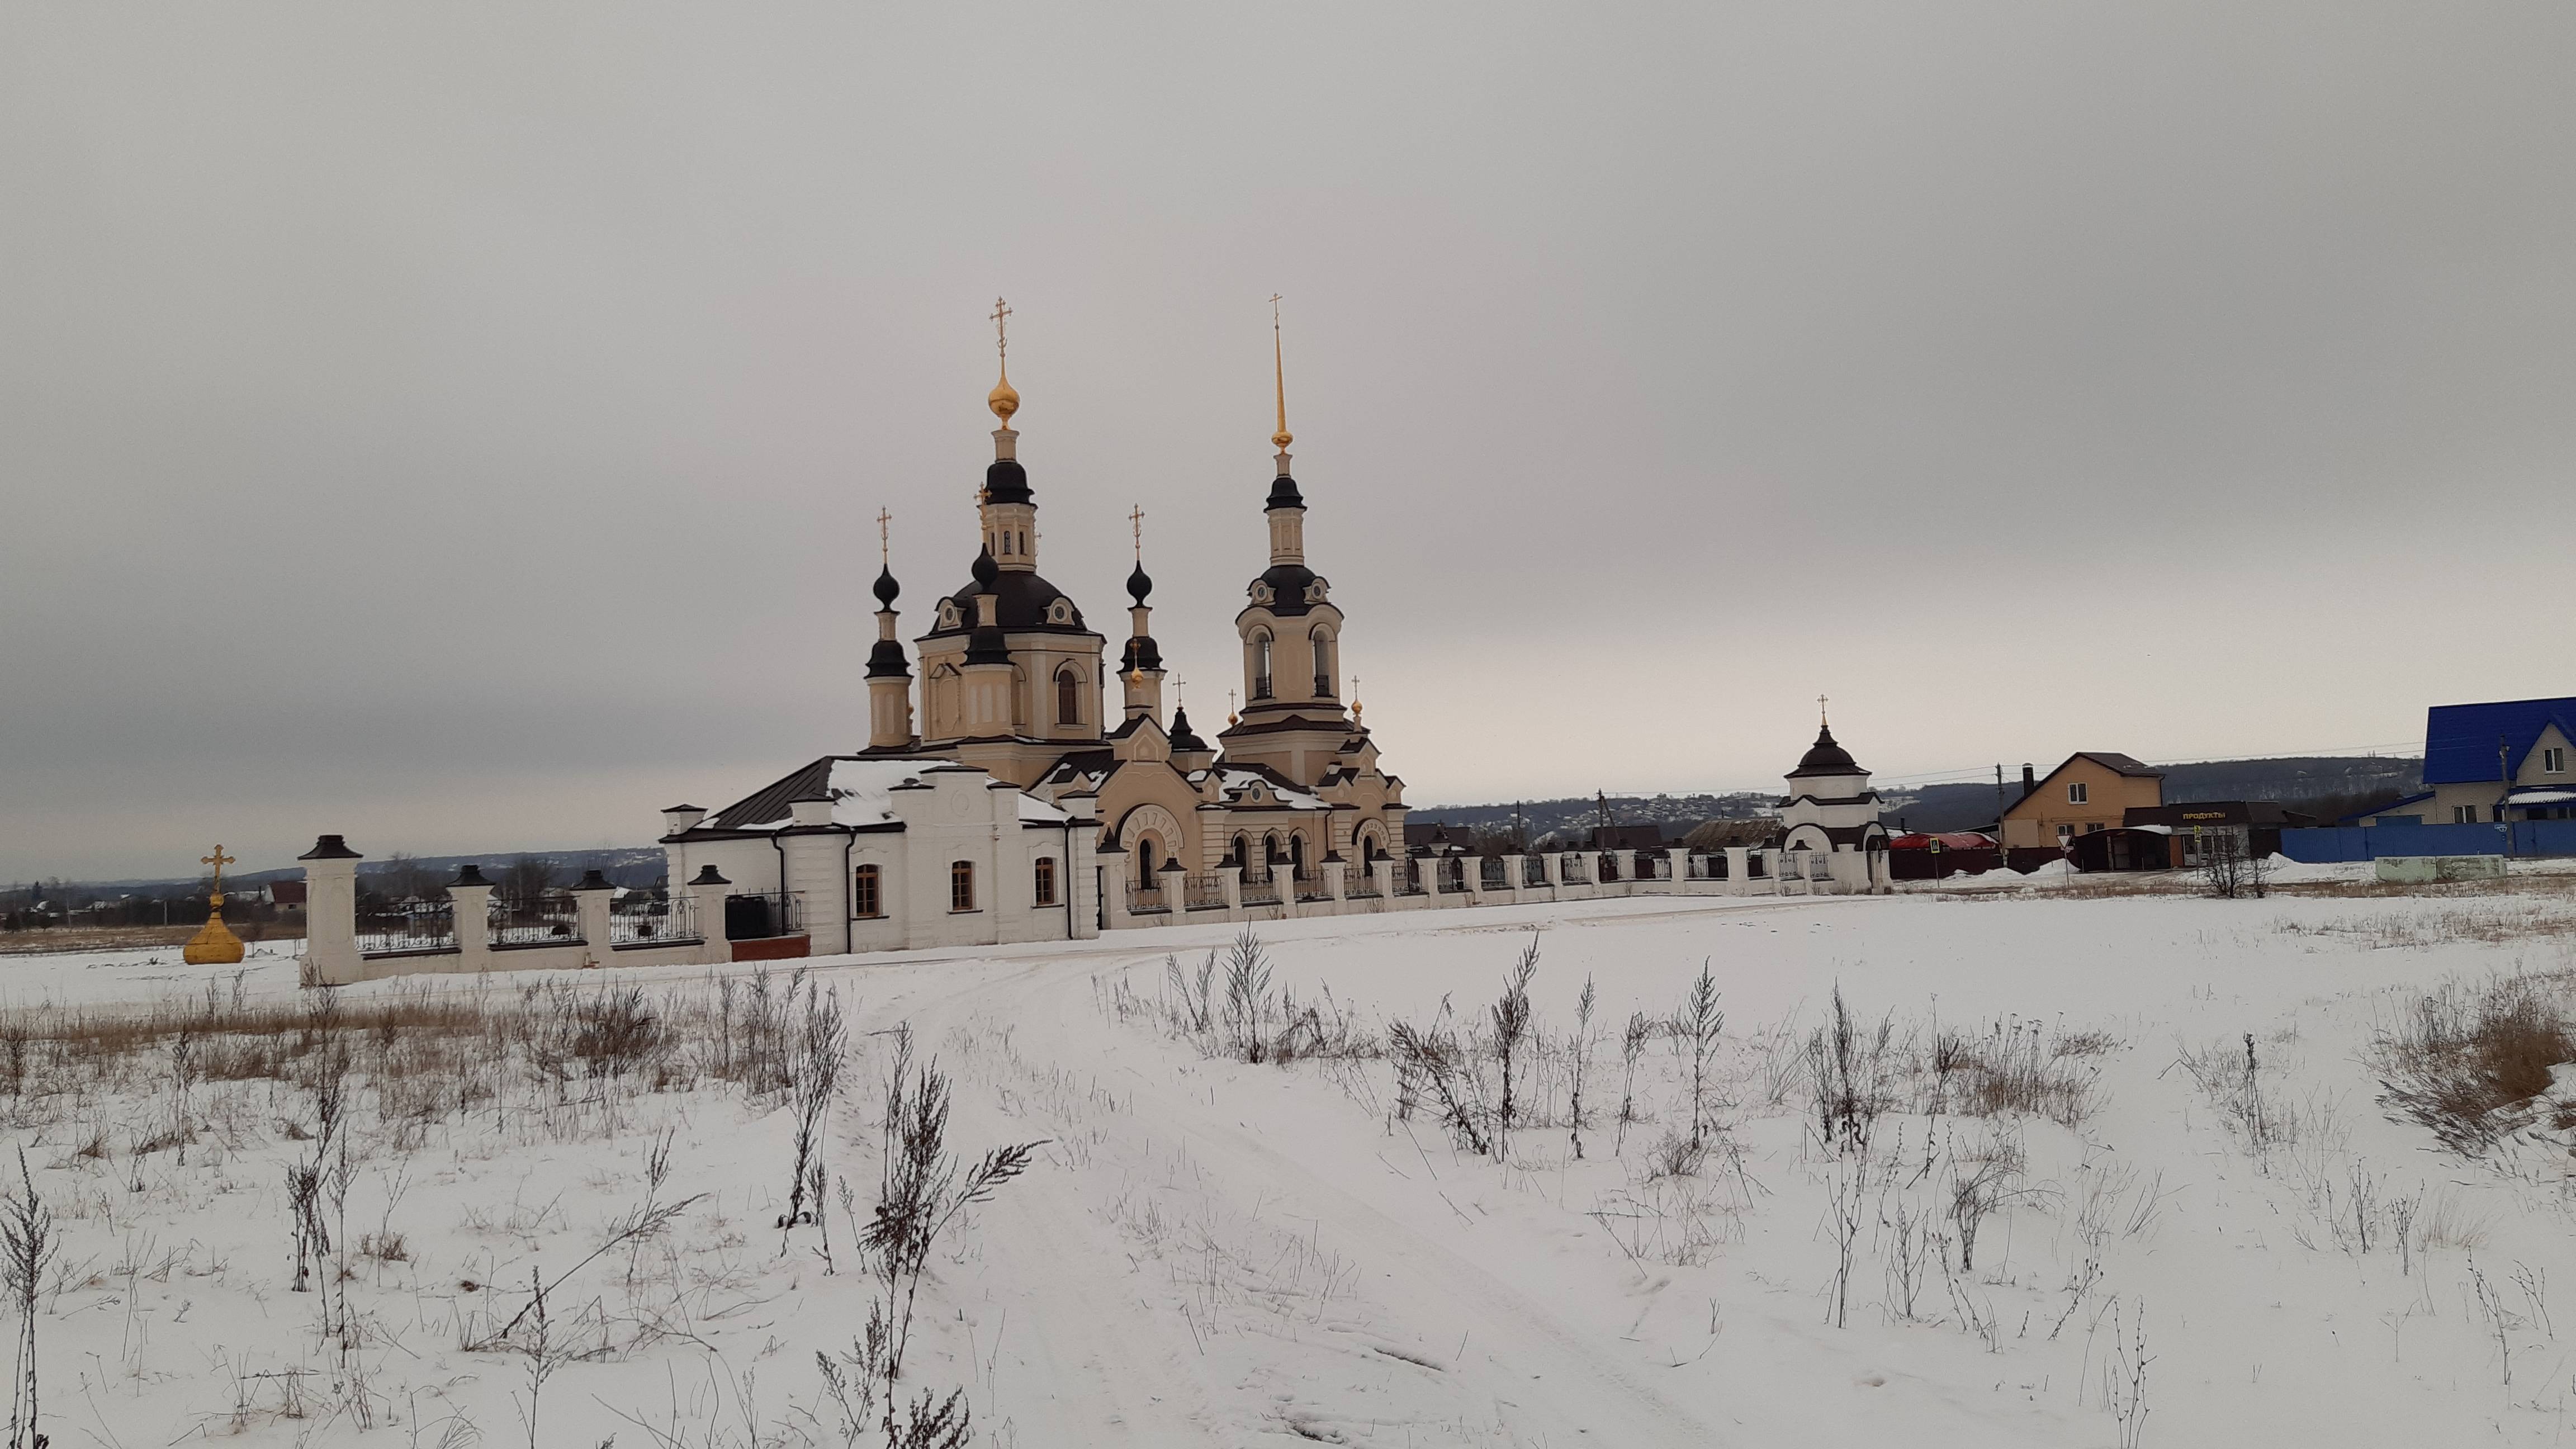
[{"x1": 182, "y1": 843, "x2": 247, "y2": 965}]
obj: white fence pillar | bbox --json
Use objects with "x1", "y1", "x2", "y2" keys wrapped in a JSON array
[
  {"x1": 299, "y1": 835, "x2": 363, "y2": 986},
  {"x1": 447, "y1": 867, "x2": 494, "y2": 973}
]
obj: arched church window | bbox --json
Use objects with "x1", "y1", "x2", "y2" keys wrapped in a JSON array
[
  {"x1": 1055, "y1": 665, "x2": 1081, "y2": 726},
  {"x1": 1310, "y1": 627, "x2": 1336, "y2": 698},
  {"x1": 1249, "y1": 632, "x2": 1273, "y2": 700},
  {"x1": 1137, "y1": 837, "x2": 1158, "y2": 877}
]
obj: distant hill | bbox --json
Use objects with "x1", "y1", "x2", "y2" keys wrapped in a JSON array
[
  {"x1": 1403, "y1": 793, "x2": 1777, "y2": 847},
  {"x1": 1412, "y1": 757, "x2": 2426, "y2": 842},
  {"x1": 49, "y1": 847, "x2": 668, "y2": 899},
  {"x1": 1880, "y1": 756, "x2": 2424, "y2": 833}
]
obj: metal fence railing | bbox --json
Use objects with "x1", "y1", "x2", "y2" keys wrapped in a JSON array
[
  {"x1": 494, "y1": 894, "x2": 584, "y2": 948},
  {"x1": 1240, "y1": 872, "x2": 1282, "y2": 906},
  {"x1": 1522, "y1": 856, "x2": 1547, "y2": 887},
  {"x1": 1559, "y1": 853, "x2": 1592, "y2": 886},
  {"x1": 1294, "y1": 870, "x2": 1329, "y2": 902},
  {"x1": 357, "y1": 899, "x2": 456, "y2": 956},
  {"x1": 610, "y1": 893, "x2": 699, "y2": 946},
  {"x1": 723, "y1": 891, "x2": 804, "y2": 941},
  {"x1": 1128, "y1": 883, "x2": 1171, "y2": 915},
  {"x1": 1185, "y1": 874, "x2": 1227, "y2": 910}
]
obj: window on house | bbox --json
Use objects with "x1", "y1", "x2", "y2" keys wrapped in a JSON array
[
  {"x1": 2056, "y1": 824, "x2": 2075, "y2": 842},
  {"x1": 1033, "y1": 856, "x2": 1057, "y2": 906},
  {"x1": 2546, "y1": 747, "x2": 2567, "y2": 774},
  {"x1": 2454, "y1": 805, "x2": 2479, "y2": 823},
  {"x1": 2067, "y1": 782, "x2": 2089, "y2": 805},
  {"x1": 1055, "y1": 666, "x2": 1081, "y2": 726},
  {"x1": 853, "y1": 864, "x2": 882, "y2": 919},
  {"x1": 950, "y1": 860, "x2": 976, "y2": 912}
]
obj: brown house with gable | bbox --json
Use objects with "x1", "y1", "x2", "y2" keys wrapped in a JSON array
[{"x1": 2000, "y1": 752, "x2": 2165, "y2": 854}]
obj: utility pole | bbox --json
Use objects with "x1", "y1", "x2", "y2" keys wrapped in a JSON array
[
  {"x1": 1993, "y1": 765, "x2": 2007, "y2": 840},
  {"x1": 2501, "y1": 734, "x2": 2516, "y2": 858}
]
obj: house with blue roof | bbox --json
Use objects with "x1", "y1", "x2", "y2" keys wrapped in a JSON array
[{"x1": 2351, "y1": 696, "x2": 2576, "y2": 826}]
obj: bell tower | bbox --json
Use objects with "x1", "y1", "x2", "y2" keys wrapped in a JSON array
[{"x1": 1218, "y1": 299, "x2": 1353, "y2": 788}]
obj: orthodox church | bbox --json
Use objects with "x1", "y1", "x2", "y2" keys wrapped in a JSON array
[{"x1": 658, "y1": 305, "x2": 1409, "y2": 949}]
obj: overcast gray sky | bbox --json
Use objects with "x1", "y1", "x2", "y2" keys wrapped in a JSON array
[{"x1": 5, "y1": 3, "x2": 2572, "y2": 882}]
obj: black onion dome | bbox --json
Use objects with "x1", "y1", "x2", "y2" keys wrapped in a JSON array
[
  {"x1": 927, "y1": 570, "x2": 1088, "y2": 636},
  {"x1": 865, "y1": 636, "x2": 911, "y2": 678},
  {"x1": 983, "y1": 457, "x2": 1033, "y2": 505},
  {"x1": 1120, "y1": 634, "x2": 1162, "y2": 674},
  {"x1": 1787, "y1": 724, "x2": 1864, "y2": 779},
  {"x1": 873, "y1": 565, "x2": 901, "y2": 608},
  {"x1": 970, "y1": 546, "x2": 999, "y2": 589},
  {"x1": 1168, "y1": 705, "x2": 1208, "y2": 752},
  {"x1": 1265, "y1": 470, "x2": 1305, "y2": 511},
  {"x1": 1127, "y1": 561, "x2": 1153, "y2": 604}
]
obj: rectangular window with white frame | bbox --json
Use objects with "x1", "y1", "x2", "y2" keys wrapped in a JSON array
[
  {"x1": 2067, "y1": 781, "x2": 2088, "y2": 804},
  {"x1": 2546, "y1": 747, "x2": 2567, "y2": 775}
]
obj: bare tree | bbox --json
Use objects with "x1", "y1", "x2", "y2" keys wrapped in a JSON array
[
  {"x1": 496, "y1": 855, "x2": 563, "y2": 906},
  {"x1": 2197, "y1": 831, "x2": 2271, "y2": 900}
]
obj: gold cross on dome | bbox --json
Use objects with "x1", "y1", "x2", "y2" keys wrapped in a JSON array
[
  {"x1": 1130, "y1": 505, "x2": 1145, "y2": 561},
  {"x1": 201, "y1": 844, "x2": 236, "y2": 893},
  {"x1": 990, "y1": 296, "x2": 1012, "y2": 362},
  {"x1": 877, "y1": 508, "x2": 892, "y2": 567},
  {"x1": 1817, "y1": 694, "x2": 1829, "y2": 726}
]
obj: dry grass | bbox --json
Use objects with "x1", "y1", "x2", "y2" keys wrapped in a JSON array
[
  {"x1": 2277, "y1": 903, "x2": 2576, "y2": 949},
  {"x1": 2369, "y1": 968, "x2": 2576, "y2": 1155},
  {"x1": 0, "y1": 922, "x2": 306, "y2": 956},
  {"x1": 1930, "y1": 1022, "x2": 2104, "y2": 1129}
]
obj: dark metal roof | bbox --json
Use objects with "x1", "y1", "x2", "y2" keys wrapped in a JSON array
[
  {"x1": 1247, "y1": 563, "x2": 1325, "y2": 618},
  {"x1": 983, "y1": 457, "x2": 1032, "y2": 505},
  {"x1": 299, "y1": 834, "x2": 361, "y2": 860},
  {"x1": 2072, "y1": 752, "x2": 2162, "y2": 778},
  {"x1": 925, "y1": 569, "x2": 1090, "y2": 637},
  {"x1": 1785, "y1": 724, "x2": 1865, "y2": 779},
  {"x1": 705, "y1": 758, "x2": 839, "y2": 831}
]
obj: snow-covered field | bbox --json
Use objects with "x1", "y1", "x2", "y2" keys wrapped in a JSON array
[{"x1": 8, "y1": 875, "x2": 2576, "y2": 1447}]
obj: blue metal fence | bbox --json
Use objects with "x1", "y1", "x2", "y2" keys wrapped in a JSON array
[{"x1": 2279, "y1": 821, "x2": 2576, "y2": 863}]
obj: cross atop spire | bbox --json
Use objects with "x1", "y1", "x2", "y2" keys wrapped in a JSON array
[
  {"x1": 200, "y1": 844, "x2": 235, "y2": 896},
  {"x1": 1818, "y1": 694, "x2": 1830, "y2": 728},
  {"x1": 878, "y1": 508, "x2": 892, "y2": 568},
  {"x1": 1130, "y1": 504, "x2": 1145, "y2": 562}
]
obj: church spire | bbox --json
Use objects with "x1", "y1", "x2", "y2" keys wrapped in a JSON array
[
  {"x1": 865, "y1": 508, "x2": 915, "y2": 750},
  {"x1": 1120, "y1": 504, "x2": 1166, "y2": 722},
  {"x1": 1265, "y1": 296, "x2": 1304, "y2": 508},
  {"x1": 987, "y1": 296, "x2": 1019, "y2": 433},
  {"x1": 977, "y1": 296, "x2": 1037, "y2": 567},
  {"x1": 1270, "y1": 293, "x2": 1293, "y2": 457}
]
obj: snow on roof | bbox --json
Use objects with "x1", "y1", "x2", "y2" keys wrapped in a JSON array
[
  {"x1": 2509, "y1": 788, "x2": 2576, "y2": 806},
  {"x1": 1019, "y1": 792, "x2": 1073, "y2": 823},
  {"x1": 1217, "y1": 768, "x2": 1329, "y2": 809}
]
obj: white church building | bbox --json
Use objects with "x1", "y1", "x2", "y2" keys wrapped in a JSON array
[{"x1": 294, "y1": 311, "x2": 1890, "y2": 984}]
